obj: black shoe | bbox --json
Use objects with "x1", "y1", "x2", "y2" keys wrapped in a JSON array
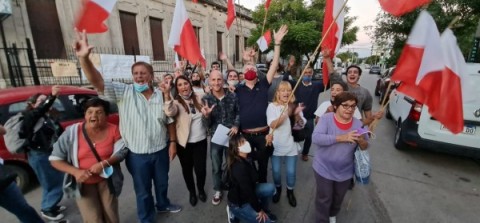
[
  {"x1": 266, "y1": 210, "x2": 278, "y2": 222},
  {"x1": 198, "y1": 189, "x2": 207, "y2": 202},
  {"x1": 190, "y1": 192, "x2": 198, "y2": 206},
  {"x1": 272, "y1": 186, "x2": 281, "y2": 203},
  {"x1": 287, "y1": 189, "x2": 297, "y2": 207}
]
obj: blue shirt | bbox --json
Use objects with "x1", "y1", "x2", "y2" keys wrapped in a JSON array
[{"x1": 236, "y1": 78, "x2": 271, "y2": 130}]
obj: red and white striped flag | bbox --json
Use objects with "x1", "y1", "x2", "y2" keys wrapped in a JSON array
[
  {"x1": 432, "y1": 28, "x2": 465, "y2": 133},
  {"x1": 168, "y1": 0, "x2": 206, "y2": 68},
  {"x1": 321, "y1": 0, "x2": 345, "y2": 88},
  {"x1": 379, "y1": 0, "x2": 432, "y2": 17},
  {"x1": 256, "y1": 30, "x2": 272, "y2": 52},
  {"x1": 226, "y1": 0, "x2": 236, "y2": 30},
  {"x1": 75, "y1": 0, "x2": 117, "y2": 33}
]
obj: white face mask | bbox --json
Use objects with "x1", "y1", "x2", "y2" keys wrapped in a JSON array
[
  {"x1": 238, "y1": 141, "x2": 252, "y2": 154},
  {"x1": 228, "y1": 80, "x2": 239, "y2": 86},
  {"x1": 100, "y1": 166, "x2": 114, "y2": 178}
]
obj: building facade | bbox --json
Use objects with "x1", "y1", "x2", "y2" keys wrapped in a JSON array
[{"x1": 0, "y1": 0, "x2": 256, "y2": 88}]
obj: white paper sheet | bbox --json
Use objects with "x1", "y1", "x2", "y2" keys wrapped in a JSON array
[{"x1": 211, "y1": 124, "x2": 231, "y2": 147}]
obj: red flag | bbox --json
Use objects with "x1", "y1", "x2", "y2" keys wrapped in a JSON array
[
  {"x1": 265, "y1": 0, "x2": 272, "y2": 10},
  {"x1": 379, "y1": 0, "x2": 432, "y2": 17},
  {"x1": 75, "y1": 0, "x2": 117, "y2": 33},
  {"x1": 432, "y1": 28, "x2": 465, "y2": 134},
  {"x1": 226, "y1": 0, "x2": 236, "y2": 30},
  {"x1": 168, "y1": 0, "x2": 206, "y2": 68},
  {"x1": 321, "y1": 0, "x2": 345, "y2": 87},
  {"x1": 192, "y1": 0, "x2": 198, "y2": 3},
  {"x1": 256, "y1": 30, "x2": 272, "y2": 52},
  {"x1": 391, "y1": 11, "x2": 446, "y2": 126}
]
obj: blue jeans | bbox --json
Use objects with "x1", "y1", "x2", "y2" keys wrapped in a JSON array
[
  {"x1": 302, "y1": 118, "x2": 315, "y2": 155},
  {"x1": 229, "y1": 183, "x2": 275, "y2": 223},
  {"x1": 0, "y1": 182, "x2": 44, "y2": 223},
  {"x1": 28, "y1": 150, "x2": 64, "y2": 212},
  {"x1": 126, "y1": 148, "x2": 170, "y2": 223},
  {"x1": 210, "y1": 142, "x2": 227, "y2": 191},
  {"x1": 271, "y1": 155, "x2": 298, "y2": 189}
]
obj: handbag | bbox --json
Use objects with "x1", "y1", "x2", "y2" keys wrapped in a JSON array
[
  {"x1": 0, "y1": 164, "x2": 17, "y2": 191},
  {"x1": 81, "y1": 123, "x2": 117, "y2": 195},
  {"x1": 354, "y1": 146, "x2": 371, "y2": 184}
]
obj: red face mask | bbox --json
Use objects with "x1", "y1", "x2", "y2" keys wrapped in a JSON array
[{"x1": 244, "y1": 70, "x2": 257, "y2": 81}]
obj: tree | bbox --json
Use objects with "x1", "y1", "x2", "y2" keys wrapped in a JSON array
[
  {"x1": 248, "y1": 0, "x2": 359, "y2": 63},
  {"x1": 367, "y1": 0, "x2": 480, "y2": 66}
]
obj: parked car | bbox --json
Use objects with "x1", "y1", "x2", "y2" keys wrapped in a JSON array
[
  {"x1": 386, "y1": 63, "x2": 480, "y2": 158},
  {"x1": 0, "y1": 85, "x2": 119, "y2": 191},
  {"x1": 374, "y1": 66, "x2": 396, "y2": 103},
  {"x1": 369, "y1": 65, "x2": 381, "y2": 74}
]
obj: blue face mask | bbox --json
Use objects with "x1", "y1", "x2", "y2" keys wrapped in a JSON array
[
  {"x1": 133, "y1": 82, "x2": 149, "y2": 93},
  {"x1": 303, "y1": 76, "x2": 312, "y2": 82}
]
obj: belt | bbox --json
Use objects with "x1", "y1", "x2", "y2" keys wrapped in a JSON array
[{"x1": 241, "y1": 127, "x2": 269, "y2": 136}]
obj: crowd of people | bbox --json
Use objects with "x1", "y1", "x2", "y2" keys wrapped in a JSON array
[{"x1": 0, "y1": 24, "x2": 384, "y2": 223}]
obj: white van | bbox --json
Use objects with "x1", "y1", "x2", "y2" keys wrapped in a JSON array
[{"x1": 387, "y1": 63, "x2": 480, "y2": 157}]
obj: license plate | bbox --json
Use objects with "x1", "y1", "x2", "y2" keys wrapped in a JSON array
[{"x1": 440, "y1": 125, "x2": 476, "y2": 135}]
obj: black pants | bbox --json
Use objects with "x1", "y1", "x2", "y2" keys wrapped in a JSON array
[
  {"x1": 302, "y1": 118, "x2": 315, "y2": 156},
  {"x1": 177, "y1": 139, "x2": 208, "y2": 194},
  {"x1": 243, "y1": 133, "x2": 272, "y2": 183}
]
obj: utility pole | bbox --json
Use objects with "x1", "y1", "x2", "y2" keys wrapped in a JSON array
[{"x1": 468, "y1": 19, "x2": 480, "y2": 62}]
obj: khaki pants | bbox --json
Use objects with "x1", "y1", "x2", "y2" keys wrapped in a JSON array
[{"x1": 76, "y1": 180, "x2": 119, "y2": 223}]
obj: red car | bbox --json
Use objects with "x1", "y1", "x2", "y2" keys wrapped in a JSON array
[{"x1": 0, "y1": 85, "x2": 119, "y2": 191}]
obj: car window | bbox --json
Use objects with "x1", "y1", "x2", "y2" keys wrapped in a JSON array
[{"x1": 8, "y1": 99, "x2": 65, "y2": 114}]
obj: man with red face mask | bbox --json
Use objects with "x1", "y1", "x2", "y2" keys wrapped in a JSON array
[{"x1": 235, "y1": 25, "x2": 289, "y2": 183}]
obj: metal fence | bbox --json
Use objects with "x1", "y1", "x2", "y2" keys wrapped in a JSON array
[{"x1": 0, "y1": 39, "x2": 245, "y2": 88}]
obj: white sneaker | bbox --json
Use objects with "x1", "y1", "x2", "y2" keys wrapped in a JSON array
[
  {"x1": 212, "y1": 191, "x2": 222, "y2": 205},
  {"x1": 226, "y1": 205, "x2": 235, "y2": 223},
  {"x1": 329, "y1": 216, "x2": 336, "y2": 223}
]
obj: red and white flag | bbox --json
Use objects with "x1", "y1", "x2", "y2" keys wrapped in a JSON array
[
  {"x1": 174, "y1": 52, "x2": 181, "y2": 68},
  {"x1": 379, "y1": 0, "x2": 432, "y2": 17},
  {"x1": 256, "y1": 30, "x2": 272, "y2": 52},
  {"x1": 226, "y1": 0, "x2": 236, "y2": 30},
  {"x1": 168, "y1": 0, "x2": 206, "y2": 68},
  {"x1": 391, "y1": 11, "x2": 445, "y2": 124},
  {"x1": 432, "y1": 28, "x2": 465, "y2": 133},
  {"x1": 265, "y1": 0, "x2": 272, "y2": 10},
  {"x1": 321, "y1": 0, "x2": 345, "y2": 88},
  {"x1": 75, "y1": 0, "x2": 117, "y2": 33}
]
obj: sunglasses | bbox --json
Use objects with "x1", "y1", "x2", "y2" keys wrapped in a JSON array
[{"x1": 189, "y1": 103, "x2": 196, "y2": 114}]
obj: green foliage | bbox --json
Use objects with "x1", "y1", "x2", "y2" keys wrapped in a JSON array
[
  {"x1": 365, "y1": 55, "x2": 381, "y2": 65},
  {"x1": 369, "y1": 0, "x2": 480, "y2": 66},
  {"x1": 248, "y1": 0, "x2": 359, "y2": 61}
]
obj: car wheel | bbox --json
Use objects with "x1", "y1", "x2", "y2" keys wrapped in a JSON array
[
  {"x1": 394, "y1": 120, "x2": 407, "y2": 150},
  {"x1": 4, "y1": 165, "x2": 30, "y2": 192}
]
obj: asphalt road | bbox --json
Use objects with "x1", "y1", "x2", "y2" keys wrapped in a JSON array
[{"x1": 2, "y1": 71, "x2": 480, "y2": 223}]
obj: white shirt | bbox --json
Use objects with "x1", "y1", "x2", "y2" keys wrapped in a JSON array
[
  {"x1": 102, "y1": 82, "x2": 173, "y2": 154},
  {"x1": 266, "y1": 103, "x2": 305, "y2": 156}
]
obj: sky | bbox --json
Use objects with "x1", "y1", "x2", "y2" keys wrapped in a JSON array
[{"x1": 241, "y1": 0, "x2": 382, "y2": 58}]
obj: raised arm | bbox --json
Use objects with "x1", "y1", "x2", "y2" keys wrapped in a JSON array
[
  {"x1": 322, "y1": 49, "x2": 335, "y2": 75},
  {"x1": 219, "y1": 52, "x2": 235, "y2": 70},
  {"x1": 74, "y1": 29, "x2": 105, "y2": 93},
  {"x1": 266, "y1": 25, "x2": 288, "y2": 84}
]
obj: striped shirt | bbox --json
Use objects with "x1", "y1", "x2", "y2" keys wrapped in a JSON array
[{"x1": 102, "y1": 82, "x2": 173, "y2": 154}]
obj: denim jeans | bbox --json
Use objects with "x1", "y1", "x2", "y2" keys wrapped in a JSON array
[
  {"x1": 126, "y1": 148, "x2": 170, "y2": 223},
  {"x1": 27, "y1": 150, "x2": 64, "y2": 212},
  {"x1": 271, "y1": 155, "x2": 298, "y2": 188},
  {"x1": 302, "y1": 119, "x2": 315, "y2": 156},
  {"x1": 0, "y1": 182, "x2": 44, "y2": 223},
  {"x1": 210, "y1": 142, "x2": 227, "y2": 191},
  {"x1": 229, "y1": 183, "x2": 275, "y2": 223}
]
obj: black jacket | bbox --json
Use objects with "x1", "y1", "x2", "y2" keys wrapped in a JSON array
[
  {"x1": 20, "y1": 95, "x2": 63, "y2": 152},
  {"x1": 227, "y1": 157, "x2": 262, "y2": 212}
]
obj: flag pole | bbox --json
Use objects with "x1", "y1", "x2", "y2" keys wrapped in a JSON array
[{"x1": 267, "y1": 0, "x2": 349, "y2": 143}]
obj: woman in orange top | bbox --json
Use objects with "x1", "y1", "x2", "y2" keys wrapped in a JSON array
[{"x1": 50, "y1": 98, "x2": 128, "y2": 223}]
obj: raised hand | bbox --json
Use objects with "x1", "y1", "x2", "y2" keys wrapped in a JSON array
[
  {"x1": 219, "y1": 52, "x2": 228, "y2": 61},
  {"x1": 72, "y1": 29, "x2": 94, "y2": 58},
  {"x1": 321, "y1": 48, "x2": 332, "y2": 59},
  {"x1": 201, "y1": 100, "x2": 216, "y2": 117},
  {"x1": 273, "y1": 25, "x2": 289, "y2": 45},
  {"x1": 242, "y1": 47, "x2": 257, "y2": 63},
  {"x1": 294, "y1": 103, "x2": 305, "y2": 115},
  {"x1": 158, "y1": 77, "x2": 172, "y2": 94},
  {"x1": 51, "y1": 85, "x2": 61, "y2": 96}
]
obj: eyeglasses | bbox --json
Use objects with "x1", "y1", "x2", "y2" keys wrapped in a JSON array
[
  {"x1": 340, "y1": 104, "x2": 357, "y2": 110},
  {"x1": 189, "y1": 103, "x2": 196, "y2": 114}
]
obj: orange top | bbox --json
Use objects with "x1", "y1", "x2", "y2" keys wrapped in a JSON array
[{"x1": 77, "y1": 123, "x2": 121, "y2": 184}]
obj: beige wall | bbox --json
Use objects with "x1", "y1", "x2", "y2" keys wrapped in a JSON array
[{"x1": 0, "y1": 0, "x2": 256, "y2": 82}]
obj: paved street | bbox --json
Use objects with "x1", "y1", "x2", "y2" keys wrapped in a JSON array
[{"x1": 1, "y1": 72, "x2": 480, "y2": 223}]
